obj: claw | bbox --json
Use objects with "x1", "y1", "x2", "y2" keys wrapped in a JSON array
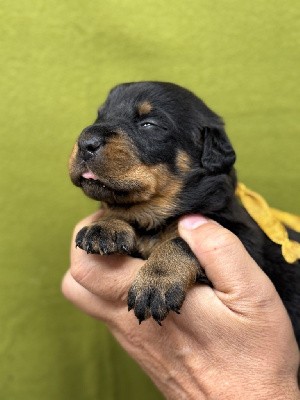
[
  {"x1": 100, "y1": 247, "x2": 108, "y2": 255},
  {"x1": 75, "y1": 240, "x2": 82, "y2": 249},
  {"x1": 121, "y1": 244, "x2": 129, "y2": 253},
  {"x1": 127, "y1": 287, "x2": 136, "y2": 311},
  {"x1": 75, "y1": 226, "x2": 88, "y2": 250}
]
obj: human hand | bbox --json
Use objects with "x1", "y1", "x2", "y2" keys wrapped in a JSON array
[{"x1": 62, "y1": 212, "x2": 300, "y2": 400}]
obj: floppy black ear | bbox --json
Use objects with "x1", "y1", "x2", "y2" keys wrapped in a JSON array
[{"x1": 201, "y1": 126, "x2": 236, "y2": 174}]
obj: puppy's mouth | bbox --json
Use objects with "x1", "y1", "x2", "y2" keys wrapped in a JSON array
[
  {"x1": 81, "y1": 171, "x2": 109, "y2": 189},
  {"x1": 79, "y1": 170, "x2": 132, "y2": 202}
]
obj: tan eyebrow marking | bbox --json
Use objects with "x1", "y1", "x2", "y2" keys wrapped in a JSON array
[{"x1": 137, "y1": 101, "x2": 153, "y2": 116}]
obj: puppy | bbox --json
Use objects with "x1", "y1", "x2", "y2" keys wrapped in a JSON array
[{"x1": 69, "y1": 81, "x2": 300, "y2": 345}]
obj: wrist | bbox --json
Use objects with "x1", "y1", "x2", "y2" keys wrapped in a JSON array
[
  {"x1": 135, "y1": 344, "x2": 300, "y2": 400},
  {"x1": 197, "y1": 374, "x2": 300, "y2": 400},
  {"x1": 155, "y1": 374, "x2": 300, "y2": 400}
]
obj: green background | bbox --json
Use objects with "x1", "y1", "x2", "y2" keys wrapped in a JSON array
[{"x1": 0, "y1": 1, "x2": 299, "y2": 399}]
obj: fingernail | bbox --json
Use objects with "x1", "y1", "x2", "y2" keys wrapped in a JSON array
[{"x1": 179, "y1": 215, "x2": 209, "y2": 230}]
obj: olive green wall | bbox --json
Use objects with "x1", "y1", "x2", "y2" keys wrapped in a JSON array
[{"x1": 0, "y1": 1, "x2": 299, "y2": 399}]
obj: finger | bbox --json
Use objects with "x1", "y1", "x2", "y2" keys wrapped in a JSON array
[
  {"x1": 70, "y1": 250, "x2": 143, "y2": 303},
  {"x1": 62, "y1": 270, "x2": 113, "y2": 321},
  {"x1": 62, "y1": 270, "x2": 151, "y2": 329},
  {"x1": 178, "y1": 215, "x2": 276, "y2": 300}
]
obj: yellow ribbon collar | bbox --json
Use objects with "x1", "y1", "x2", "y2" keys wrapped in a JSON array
[{"x1": 235, "y1": 183, "x2": 300, "y2": 264}]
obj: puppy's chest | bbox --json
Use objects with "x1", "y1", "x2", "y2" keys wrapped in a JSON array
[{"x1": 135, "y1": 223, "x2": 178, "y2": 259}]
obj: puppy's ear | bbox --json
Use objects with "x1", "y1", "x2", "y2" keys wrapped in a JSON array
[{"x1": 201, "y1": 126, "x2": 236, "y2": 174}]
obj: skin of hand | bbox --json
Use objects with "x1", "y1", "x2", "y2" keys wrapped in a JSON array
[{"x1": 62, "y1": 211, "x2": 300, "y2": 400}]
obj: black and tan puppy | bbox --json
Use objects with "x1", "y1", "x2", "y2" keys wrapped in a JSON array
[{"x1": 69, "y1": 81, "x2": 300, "y2": 345}]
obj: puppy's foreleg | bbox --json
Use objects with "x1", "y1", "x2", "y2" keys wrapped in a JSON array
[{"x1": 128, "y1": 238, "x2": 209, "y2": 324}]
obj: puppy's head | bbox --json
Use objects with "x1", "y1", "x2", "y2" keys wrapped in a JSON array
[{"x1": 69, "y1": 82, "x2": 236, "y2": 218}]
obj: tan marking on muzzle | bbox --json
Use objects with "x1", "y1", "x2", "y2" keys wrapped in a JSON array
[
  {"x1": 108, "y1": 164, "x2": 183, "y2": 229},
  {"x1": 101, "y1": 135, "x2": 140, "y2": 175},
  {"x1": 68, "y1": 142, "x2": 79, "y2": 174}
]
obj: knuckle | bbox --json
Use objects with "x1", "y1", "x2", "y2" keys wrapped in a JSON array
[{"x1": 69, "y1": 260, "x2": 92, "y2": 286}]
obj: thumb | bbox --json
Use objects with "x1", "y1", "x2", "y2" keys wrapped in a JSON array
[{"x1": 178, "y1": 215, "x2": 275, "y2": 299}]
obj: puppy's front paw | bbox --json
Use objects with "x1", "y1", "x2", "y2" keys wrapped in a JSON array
[
  {"x1": 75, "y1": 220, "x2": 136, "y2": 255},
  {"x1": 127, "y1": 264, "x2": 187, "y2": 325}
]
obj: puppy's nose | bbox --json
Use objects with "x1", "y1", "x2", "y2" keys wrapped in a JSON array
[{"x1": 78, "y1": 136, "x2": 102, "y2": 159}]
